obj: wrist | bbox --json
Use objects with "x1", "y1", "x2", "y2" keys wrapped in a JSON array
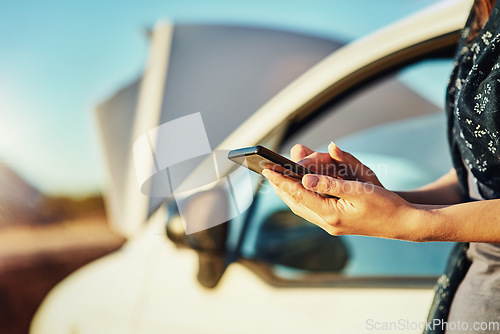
[
  {"x1": 399, "y1": 204, "x2": 434, "y2": 242},
  {"x1": 406, "y1": 204, "x2": 455, "y2": 242}
]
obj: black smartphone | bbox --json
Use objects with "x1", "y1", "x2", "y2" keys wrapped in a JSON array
[
  {"x1": 228, "y1": 145, "x2": 339, "y2": 199},
  {"x1": 227, "y1": 145, "x2": 314, "y2": 181}
]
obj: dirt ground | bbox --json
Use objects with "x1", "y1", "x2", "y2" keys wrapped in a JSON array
[{"x1": 0, "y1": 219, "x2": 125, "y2": 334}]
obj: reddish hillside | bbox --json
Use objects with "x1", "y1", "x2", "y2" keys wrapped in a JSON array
[
  {"x1": 0, "y1": 162, "x2": 43, "y2": 226},
  {"x1": 0, "y1": 163, "x2": 125, "y2": 333}
]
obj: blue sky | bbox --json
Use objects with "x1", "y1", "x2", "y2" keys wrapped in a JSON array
[{"x1": 0, "y1": 0, "x2": 439, "y2": 195}]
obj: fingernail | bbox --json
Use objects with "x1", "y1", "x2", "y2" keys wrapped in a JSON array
[
  {"x1": 329, "y1": 141, "x2": 342, "y2": 155},
  {"x1": 262, "y1": 169, "x2": 270, "y2": 178},
  {"x1": 303, "y1": 175, "x2": 319, "y2": 188}
]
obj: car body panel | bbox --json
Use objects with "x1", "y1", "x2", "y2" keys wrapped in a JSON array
[{"x1": 32, "y1": 211, "x2": 435, "y2": 334}]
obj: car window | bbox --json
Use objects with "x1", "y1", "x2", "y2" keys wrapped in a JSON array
[{"x1": 237, "y1": 58, "x2": 456, "y2": 281}]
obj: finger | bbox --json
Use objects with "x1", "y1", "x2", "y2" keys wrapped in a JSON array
[
  {"x1": 328, "y1": 142, "x2": 374, "y2": 180},
  {"x1": 297, "y1": 152, "x2": 334, "y2": 173},
  {"x1": 270, "y1": 184, "x2": 336, "y2": 232},
  {"x1": 263, "y1": 169, "x2": 324, "y2": 201},
  {"x1": 263, "y1": 170, "x2": 335, "y2": 230},
  {"x1": 329, "y1": 141, "x2": 369, "y2": 168},
  {"x1": 297, "y1": 151, "x2": 347, "y2": 178},
  {"x1": 269, "y1": 182, "x2": 325, "y2": 220},
  {"x1": 290, "y1": 144, "x2": 315, "y2": 162},
  {"x1": 328, "y1": 141, "x2": 352, "y2": 163},
  {"x1": 302, "y1": 174, "x2": 364, "y2": 200},
  {"x1": 327, "y1": 142, "x2": 357, "y2": 178},
  {"x1": 263, "y1": 168, "x2": 307, "y2": 193},
  {"x1": 263, "y1": 168, "x2": 334, "y2": 209},
  {"x1": 264, "y1": 169, "x2": 354, "y2": 229}
]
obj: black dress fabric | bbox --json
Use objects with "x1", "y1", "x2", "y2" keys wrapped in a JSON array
[
  {"x1": 447, "y1": 2, "x2": 500, "y2": 200},
  {"x1": 429, "y1": 2, "x2": 500, "y2": 333}
]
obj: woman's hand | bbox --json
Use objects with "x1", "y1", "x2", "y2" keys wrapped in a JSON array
[
  {"x1": 262, "y1": 169, "x2": 423, "y2": 241},
  {"x1": 263, "y1": 144, "x2": 500, "y2": 243},
  {"x1": 291, "y1": 142, "x2": 384, "y2": 187}
]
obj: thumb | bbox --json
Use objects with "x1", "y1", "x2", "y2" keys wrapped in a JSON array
[
  {"x1": 328, "y1": 141, "x2": 344, "y2": 161},
  {"x1": 328, "y1": 141, "x2": 359, "y2": 165},
  {"x1": 302, "y1": 174, "x2": 363, "y2": 199}
]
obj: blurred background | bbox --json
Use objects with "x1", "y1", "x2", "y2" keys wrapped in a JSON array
[{"x1": 0, "y1": 0, "x2": 443, "y2": 333}]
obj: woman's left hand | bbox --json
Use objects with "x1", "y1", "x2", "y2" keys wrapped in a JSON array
[{"x1": 262, "y1": 169, "x2": 423, "y2": 241}]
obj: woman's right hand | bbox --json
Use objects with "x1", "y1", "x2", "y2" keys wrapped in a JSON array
[{"x1": 290, "y1": 142, "x2": 384, "y2": 188}]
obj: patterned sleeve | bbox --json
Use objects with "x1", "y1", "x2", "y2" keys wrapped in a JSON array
[{"x1": 447, "y1": 13, "x2": 500, "y2": 199}]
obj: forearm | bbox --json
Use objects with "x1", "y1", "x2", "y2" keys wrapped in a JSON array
[
  {"x1": 395, "y1": 168, "x2": 465, "y2": 205},
  {"x1": 264, "y1": 163, "x2": 500, "y2": 243},
  {"x1": 411, "y1": 199, "x2": 500, "y2": 243}
]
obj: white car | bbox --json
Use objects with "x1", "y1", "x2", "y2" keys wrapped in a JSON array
[{"x1": 31, "y1": 0, "x2": 473, "y2": 333}]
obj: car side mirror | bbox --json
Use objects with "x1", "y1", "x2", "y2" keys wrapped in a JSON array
[{"x1": 165, "y1": 189, "x2": 229, "y2": 289}]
